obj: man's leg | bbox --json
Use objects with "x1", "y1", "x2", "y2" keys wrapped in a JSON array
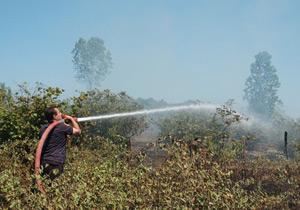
[{"x1": 42, "y1": 163, "x2": 64, "y2": 180}]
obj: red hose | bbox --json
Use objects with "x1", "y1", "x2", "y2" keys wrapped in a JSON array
[{"x1": 34, "y1": 121, "x2": 59, "y2": 193}]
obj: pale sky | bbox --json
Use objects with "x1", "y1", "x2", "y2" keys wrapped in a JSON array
[{"x1": 1, "y1": 0, "x2": 299, "y2": 117}]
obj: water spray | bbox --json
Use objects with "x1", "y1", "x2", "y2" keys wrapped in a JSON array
[{"x1": 76, "y1": 104, "x2": 218, "y2": 122}]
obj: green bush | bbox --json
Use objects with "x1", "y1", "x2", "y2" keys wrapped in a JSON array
[
  {"x1": 0, "y1": 84, "x2": 147, "y2": 148},
  {"x1": 1, "y1": 84, "x2": 300, "y2": 209},
  {"x1": 70, "y1": 89, "x2": 147, "y2": 147},
  {"x1": 0, "y1": 83, "x2": 65, "y2": 144},
  {"x1": 0, "y1": 139, "x2": 299, "y2": 209},
  {"x1": 156, "y1": 104, "x2": 248, "y2": 157}
]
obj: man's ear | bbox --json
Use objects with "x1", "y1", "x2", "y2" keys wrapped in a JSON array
[{"x1": 53, "y1": 113, "x2": 58, "y2": 120}]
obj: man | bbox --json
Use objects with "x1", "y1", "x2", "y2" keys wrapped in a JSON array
[{"x1": 37, "y1": 107, "x2": 81, "y2": 182}]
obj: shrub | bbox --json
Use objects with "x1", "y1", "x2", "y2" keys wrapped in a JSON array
[
  {"x1": 0, "y1": 83, "x2": 65, "y2": 144},
  {"x1": 0, "y1": 139, "x2": 299, "y2": 209},
  {"x1": 70, "y1": 89, "x2": 147, "y2": 147}
]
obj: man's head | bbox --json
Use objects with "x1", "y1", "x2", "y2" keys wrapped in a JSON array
[{"x1": 45, "y1": 107, "x2": 63, "y2": 123}]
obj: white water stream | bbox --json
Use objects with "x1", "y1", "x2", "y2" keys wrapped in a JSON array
[{"x1": 77, "y1": 104, "x2": 218, "y2": 122}]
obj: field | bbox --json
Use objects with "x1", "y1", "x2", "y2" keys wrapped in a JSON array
[{"x1": 0, "y1": 85, "x2": 300, "y2": 209}]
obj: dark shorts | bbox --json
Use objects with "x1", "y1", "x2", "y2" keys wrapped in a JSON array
[{"x1": 41, "y1": 162, "x2": 64, "y2": 180}]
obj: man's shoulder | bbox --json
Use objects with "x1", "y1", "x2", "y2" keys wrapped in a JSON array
[
  {"x1": 40, "y1": 124, "x2": 48, "y2": 131},
  {"x1": 40, "y1": 121, "x2": 72, "y2": 135},
  {"x1": 39, "y1": 124, "x2": 49, "y2": 138},
  {"x1": 56, "y1": 122, "x2": 73, "y2": 135},
  {"x1": 56, "y1": 121, "x2": 70, "y2": 128},
  {"x1": 40, "y1": 122, "x2": 65, "y2": 132}
]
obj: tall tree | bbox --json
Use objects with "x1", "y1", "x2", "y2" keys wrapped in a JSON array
[
  {"x1": 0, "y1": 83, "x2": 12, "y2": 111},
  {"x1": 72, "y1": 37, "x2": 113, "y2": 89},
  {"x1": 244, "y1": 51, "x2": 281, "y2": 119}
]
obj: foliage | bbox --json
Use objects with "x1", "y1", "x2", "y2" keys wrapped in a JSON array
[
  {"x1": 70, "y1": 89, "x2": 147, "y2": 147},
  {"x1": 0, "y1": 83, "x2": 65, "y2": 144},
  {"x1": 0, "y1": 84, "x2": 300, "y2": 208},
  {"x1": 244, "y1": 51, "x2": 281, "y2": 119},
  {"x1": 0, "y1": 138, "x2": 299, "y2": 209},
  {"x1": 0, "y1": 83, "x2": 13, "y2": 132},
  {"x1": 136, "y1": 97, "x2": 169, "y2": 109},
  {"x1": 156, "y1": 101, "x2": 246, "y2": 147},
  {"x1": 0, "y1": 83, "x2": 13, "y2": 111},
  {"x1": 72, "y1": 37, "x2": 113, "y2": 89},
  {"x1": 158, "y1": 110, "x2": 214, "y2": 140},
  {"x1": 0, "y1": 84, "x2": 147, "y2": 147}
]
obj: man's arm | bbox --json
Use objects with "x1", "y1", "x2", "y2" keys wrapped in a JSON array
[{"x1": 65, "y1": 115, "x2": 81, "y2": 135}]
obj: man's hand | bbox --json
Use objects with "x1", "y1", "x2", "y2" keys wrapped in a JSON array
[
  {"x1": 63, "y1": 114, "x2": 77, "y2": 121},
  {"x1": 62, "y1": 114, "x2": 81, "y2": 134}
]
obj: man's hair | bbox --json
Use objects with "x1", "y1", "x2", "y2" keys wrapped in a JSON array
[{"x1": 45, "y1": 107, "x2": 57, "y2": 123}]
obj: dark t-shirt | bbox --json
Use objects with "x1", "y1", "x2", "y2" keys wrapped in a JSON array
[{"x1": 39, "y1": 122, "x2": 73, "y2": 165}]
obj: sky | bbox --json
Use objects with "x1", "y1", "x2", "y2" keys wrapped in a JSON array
[{"x1": 0, "y1": 0, "x2": 300, "y2": 117}]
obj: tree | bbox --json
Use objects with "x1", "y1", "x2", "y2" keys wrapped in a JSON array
[
  {"x1": 0, "y1": 83, "x2": 12, "y2": 117},
  {"x1": 72, "y1": 37, "x2": 113, "y2": 89},
  {"x1": 0, "y1": 83, "x2": 12, "y2": 105},
  {"x1": 244, "y1": 51, "x2": 281, "y2": 119}
]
